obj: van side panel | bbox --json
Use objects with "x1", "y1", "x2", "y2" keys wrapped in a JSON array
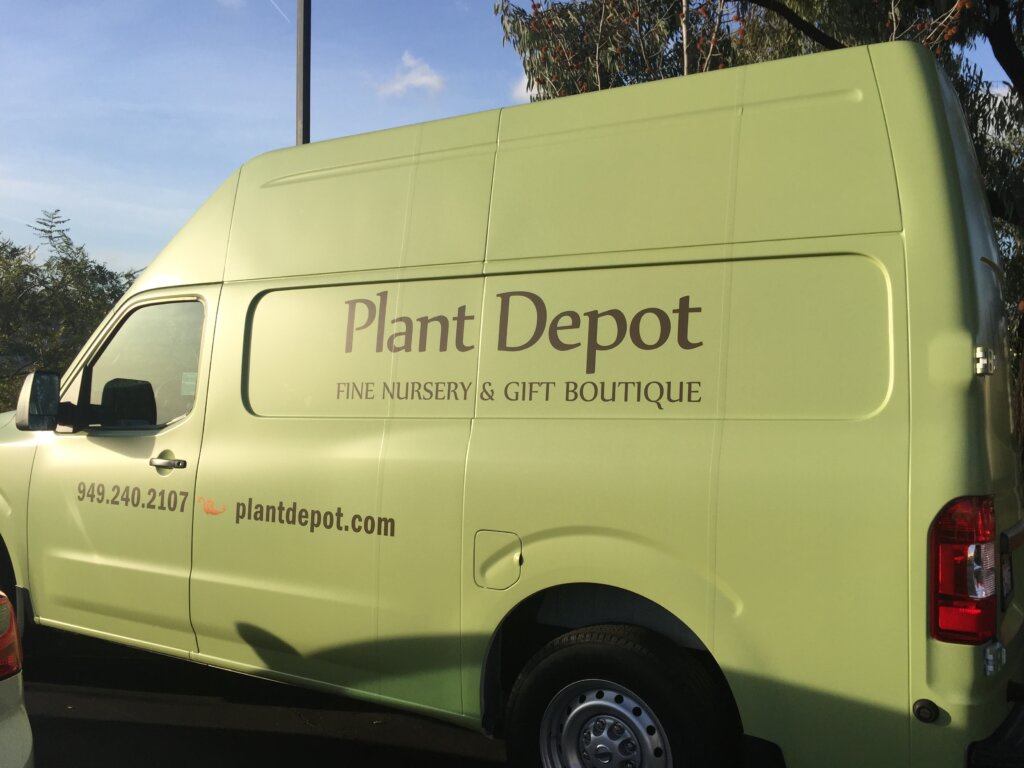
[
  {"x1": 487, "y1": 70, "x2": 741, "y2": 260},
  {"x1": 487, "y1": 46, "x2": 899, "y2": 264},
  {"x1": 190, "y1": 281, "x2": 386, "y2": 696},
  {"x1": 733, "y1": 50, "x2": 901, "y2": 243},
  {"x1": 462, "y1": 260, "x2": 727, "y2": 714},
  {"x1": 458, "y1": 238, "x2": 910, "y2": 766},
  {"x1": 714, "y1": 236, "x2": 910, "y2": 768},
  {"x1": 466, "y1": 44, "x2": 911, "y2": 765},
  {"x1": 192, "y1": 269, "x2": 487, "y2": 717},
  {"x1": 224, "y1": 112, "x2": 498, "y2": 282}
]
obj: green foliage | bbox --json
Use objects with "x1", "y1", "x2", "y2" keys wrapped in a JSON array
[
  {"x1": 495, "y1": 1, "x2": 995, "y2": 96},
  {"x1": 941, "y1": 53, "x2": 1024, "y2": 339},
  {"x1": 494, "y1": 0, "x2": 739, "y2": 97},
  {"x1": 0, "y1": 212, "x2": 136, "y2": 412}
]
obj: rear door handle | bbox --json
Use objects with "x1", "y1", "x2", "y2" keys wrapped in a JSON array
[{"x1": 150, "y1": 458, "x2": 187, "y2": 470}]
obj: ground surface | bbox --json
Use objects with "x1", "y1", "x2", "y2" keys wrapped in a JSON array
[{"x1": 22, "y1": 627, "x2": 506, "y2": 767}]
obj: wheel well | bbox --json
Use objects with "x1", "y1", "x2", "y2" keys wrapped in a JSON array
[{"x1": 480, "y1": 583, "x2": 740, "y2": 737}]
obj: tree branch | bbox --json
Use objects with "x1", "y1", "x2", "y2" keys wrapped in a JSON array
[
  {"x1": 745, "y1": 0, "x2": 846, "y2": 50},
  {"x1": 681, "y1": 0, "x2": 690, "y2": 75}
]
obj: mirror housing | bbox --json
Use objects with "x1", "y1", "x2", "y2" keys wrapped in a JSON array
[
  {"x1": 100, "y1": 378, "x2": 157, "y2": 428},
  {"x1": 15, "y1": 372, "x2": 60, "y2": 431}
]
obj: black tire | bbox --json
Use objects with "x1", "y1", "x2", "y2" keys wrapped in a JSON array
[{"x1": 505, "y1": 625, "x2": 741, "y2": 768}]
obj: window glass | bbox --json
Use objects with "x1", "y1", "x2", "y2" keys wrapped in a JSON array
[{"x1": 88, "y1": 301, "x2": 204, "y2": 427}]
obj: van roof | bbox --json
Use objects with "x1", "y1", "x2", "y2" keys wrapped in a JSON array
[{"x1": 133, "y1": 41, "x2": 946, "y2": 293}]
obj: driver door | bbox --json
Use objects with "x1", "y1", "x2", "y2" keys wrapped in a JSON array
[{"x1": 26, "y1": 287, "x2": 219, "y2": 655}]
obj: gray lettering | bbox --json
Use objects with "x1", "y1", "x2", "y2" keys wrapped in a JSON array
[{"x1": 497, "y1": 291, "x2": 547, "y2": 352}]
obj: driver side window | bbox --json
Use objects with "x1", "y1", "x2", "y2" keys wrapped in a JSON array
[{"x1": 80, "y1": 301, "x2": 204, "y2": 429}]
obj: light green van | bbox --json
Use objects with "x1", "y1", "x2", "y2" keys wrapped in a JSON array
[{"x1": 2, "y1": 41, "x2": 1023, "y2": 767}]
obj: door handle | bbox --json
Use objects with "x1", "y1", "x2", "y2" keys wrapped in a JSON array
[{"x1": 149, "y1": 457, "x2": 187, "y2": 470}]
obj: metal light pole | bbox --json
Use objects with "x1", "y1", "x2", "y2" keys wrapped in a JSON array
[{"x1": 296, "y1": 0, "x2": 311, "y2": 145}]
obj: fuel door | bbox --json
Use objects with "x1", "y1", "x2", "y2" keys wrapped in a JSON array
[{"x1": 474, "y1": 530, "x2": 523, "y2": 590}]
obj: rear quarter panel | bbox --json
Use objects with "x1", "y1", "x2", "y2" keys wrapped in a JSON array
[{"x1": 871, "y1": 41, "x2": 1024, "y2": 763}]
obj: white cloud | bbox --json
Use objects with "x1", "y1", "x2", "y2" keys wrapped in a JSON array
[
  {"x1": 991, "y1": 82, "x2": 1011, "y2": 97},
  {"x1": 378, "y1": 52, "x2": 444, "y2": 96},
  {"x1": 511, "y1": 73, "x2": 534, "y2": 104}
]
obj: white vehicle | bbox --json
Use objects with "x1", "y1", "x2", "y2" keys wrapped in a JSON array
[{"x1": 0, "y1": 593, "x2": 32, "y2": 768}]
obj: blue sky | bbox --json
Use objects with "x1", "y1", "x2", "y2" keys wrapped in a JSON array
[
  {"x1": 1, "y1": 1, "x2": 1011, "y2": 272},
  {"x1": 1, "y1": 0, "x2": 529, "y2": 270}
]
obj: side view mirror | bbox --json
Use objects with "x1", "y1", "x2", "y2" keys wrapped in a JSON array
[
  {"x1": 15, "y1": 372, "x2": 60, "y2": 431},
  {"x1": 100, "y1": 378, "x2": 157, "y2": 428}
]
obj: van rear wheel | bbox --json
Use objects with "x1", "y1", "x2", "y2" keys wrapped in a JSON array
[{"x1": 505, "y1": 625, "x2": 739, "y2": 768}]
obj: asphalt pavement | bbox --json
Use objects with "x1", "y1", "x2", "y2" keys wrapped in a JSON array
[{"x1": 22, "y1": 627, "x2": 507, "y2": 767}]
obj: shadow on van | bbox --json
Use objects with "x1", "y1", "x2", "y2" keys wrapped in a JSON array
[
  {"x1": 232, "y1": 622, "x2": 965, "y2": 768},
  {"x1": 236, "y1": 621, "x2": 465, "y2": 688}
]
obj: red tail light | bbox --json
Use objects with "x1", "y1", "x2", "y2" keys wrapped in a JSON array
[
  {"x1": 929, "y1": 496, "x2": 997, "y2": 644},
  {"x1": 0, "y1": 593, "x2": 22, "y2": 680}
]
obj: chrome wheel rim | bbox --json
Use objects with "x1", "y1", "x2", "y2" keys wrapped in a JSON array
[{"x1": 539, "y1": 679, "x2": 672, "y2": 768}]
